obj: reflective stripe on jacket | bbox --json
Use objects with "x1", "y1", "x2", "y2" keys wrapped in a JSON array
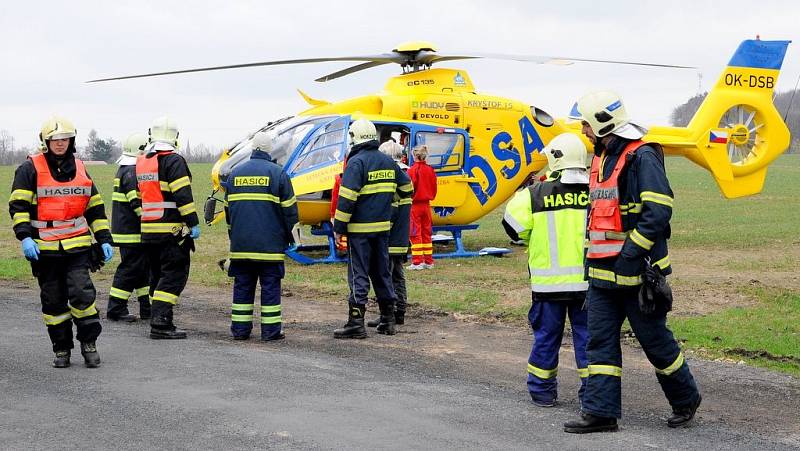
[
  {"x1": 111, "y1": 164, "x2": 142, "y2": 246},
  {"x1": 135, "y1": 149, "x2": 198, "y2": 242},
  {"x1": 585, "y1": 137, "x2": 674, "y2": 289},
  {"x1": 504, "y1": 172, "x2": 589, "y2": 300},
  {"x1": 586, "y1": 141, "x2": 642, "y2": 259},
  {"x1": 224, "y1": 150, "x2": 299, "y2": 262},
  {"x1": 333, "y1": 140, "x2": 413, "y2": 235},
  {"x1": 136, "y1": 151, "x2": 175, "y2": 222},
  {"x1": 30, "y1": 153, "x2": 91, "y2": 241}
]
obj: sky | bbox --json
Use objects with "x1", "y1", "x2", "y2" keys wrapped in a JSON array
[{"x1": 1, "y1": 1, "x2": 798, "y2": 150}]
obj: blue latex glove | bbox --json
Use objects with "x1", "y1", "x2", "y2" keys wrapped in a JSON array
[
  {"x1": 190, "y1": 225, "x2": 201, "y2": 240},
  {"x1": 286, "y1": 243, "x2": 298, "y2": 253},
  {"x1": 101, "y1": 243, "x2": 114, "y2": 263},
  {"x1": 21, "y1": 237, "x2": 39, "y2": 261}
]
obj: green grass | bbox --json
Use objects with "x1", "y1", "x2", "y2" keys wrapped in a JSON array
[
  {"x1": 670, "y1": 288, "x2": 800, "y2": 376},
  {"x1": 667, "y1": 155, "x2": 800, "y2": 249},
  {"x1": 1, "y1": 156, "x2": 799, "y2": 376}
]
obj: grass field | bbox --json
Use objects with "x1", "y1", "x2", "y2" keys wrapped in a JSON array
[{"x1": 1, "y1": 155, "x2": 798, "y2": 375}]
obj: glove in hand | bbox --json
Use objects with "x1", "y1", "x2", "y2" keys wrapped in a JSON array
[
  {"x1": 22, "y1": 237, "x2": 40, "y2": 261},
  {"x1": 101, "y1": 243, "x2": 114, "y2": 263}
]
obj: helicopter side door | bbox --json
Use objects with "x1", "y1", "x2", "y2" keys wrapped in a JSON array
[
  {"x1": 410, "y1": 125, "x2": 471, "y2": 209},
  {"x1": 284, "y1": 115, "x2": 351, "y2": 197}
]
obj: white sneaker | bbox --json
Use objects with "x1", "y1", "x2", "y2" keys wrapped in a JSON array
[
  {"x1": 422, "y1": 263, "x2": 434, "y2": 269},
  {"x1": 406, "y1": 264, "x2": 424, "y2": 270}
]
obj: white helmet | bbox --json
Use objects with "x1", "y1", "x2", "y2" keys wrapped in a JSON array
[
  {"x1": 122, "y1": 132, "x2": 149, "y2": 157},
  {"x1": 349, "y1": 118, "x2": 377, "y2": 146},
  {"x1": 575, "y1": 91, "x2": 646, "y2": 139},
  {"x1": 252, "y1": 131, "x2": 274, "y2": 153},
  {"x1": 149, "y1": 116, "x2": 179, "y2": 147},
  {"x1": 544, "y1": 133, "x2": 587, "y2": 172}
]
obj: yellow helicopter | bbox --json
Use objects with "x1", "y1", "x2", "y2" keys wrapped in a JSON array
[{"x1": 90, "y1": 39, "x2": 791, "y2": 263}]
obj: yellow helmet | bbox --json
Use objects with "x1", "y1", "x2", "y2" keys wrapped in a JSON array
[
  {"x1": 148, "y1": 116, "x2": 179, "y2": 147},
  {"x1": 39, "y1": 116, "x2": 76, "y2": 152}
]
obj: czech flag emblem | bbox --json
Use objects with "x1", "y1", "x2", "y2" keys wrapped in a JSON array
[{"x1": 710, "y1": 131, "x2": 729, "y2": 144}]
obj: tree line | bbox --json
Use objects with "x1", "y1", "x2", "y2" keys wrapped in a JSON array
[
  {"x1": 671, "y1": 90, "x2": 800, "y2": 153},
  {"x1": 0, "y1": 129, "x2": 222, "y2": 165}
]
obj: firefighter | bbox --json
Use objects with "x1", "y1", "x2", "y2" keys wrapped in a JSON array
[
  {"x1": 332, "y1": 119, "x2": 413, "y2": 338},
  {"x1": 224, "y1": 132, "x2": 298, "y2": 341},
  {"x1": 136, "y1": 117, "x2": 200, "y2": 339},
  {"x1": 108, "y1": 132, "x2": 151, "y2": 322},
  {"x1": 9, "y1": 116, "x2": 113, "y2": 368},
  {"x1": 563, "y1": 92, "x2": 701, "y2": 433},
  {"x1": 367, "y1": 140, "x2": 411, "y2": 327},
  {"x1": 407, "y1": 145, "x2": 437, "y2": 270},
  {"x1": 504, "y1": 133, "x2": 590, "y2": 407}
]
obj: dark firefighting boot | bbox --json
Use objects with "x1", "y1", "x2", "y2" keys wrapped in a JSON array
[
  {"x1": 107, "y1": 312, "x2": 137, "y2": 322},
  {"x1": 667, "y1": 394, "x2": 702, "y2": 428},
  {"x1": 333, "y1": 304, "x2": 367, "y2": 339},
  {"x1": 107, "y1": 299, "x2": 136, "y2": 322},
  {"x1": 53, "y1": 350, "x2": 71, "y2": 368},
  {"x1": 150, "y1": 305, "x2": 187, "y2": 339},
  {"x1": 80, "y1": 342, "x2": 101, "y2": 368},
  {"x1": 563, "y1": 413, "x2": 618, "y2": 434},
  {"x1": 150, "y1": 326, "x2": 188, "y2": 340},
  {"x1": 375, "y1": 299, "x2": 396, "y2": 336},
  {"x1": 394, "y1": 310, "x2": 405, "y2": 325}
]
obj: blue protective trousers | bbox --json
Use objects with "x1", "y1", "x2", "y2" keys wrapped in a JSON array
[
  {"x1": 527, "y1": 298, "x2": 589, "y2": 404},
  {"x1": 346, "y1": 233, "x2": 396, "y2": 306},
  {"x1": 581, "y1": 285, "x2": 701, "y2": 419},
  {"x1": 229, "y1": 261, "x2": 284, "y2": 340}
]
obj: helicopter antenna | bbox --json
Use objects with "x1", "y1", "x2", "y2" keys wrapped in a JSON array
[
  {"x1": 697, "y1": 71, "x2": 703, "y2": 95},
  {"x1": 782, "y1": 72, "x2": 800, "y2": 122}
]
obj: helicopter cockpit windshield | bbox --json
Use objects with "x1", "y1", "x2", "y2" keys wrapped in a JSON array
[{"x1": 217, "y1": 115, "x2": 335, "y2": 183}]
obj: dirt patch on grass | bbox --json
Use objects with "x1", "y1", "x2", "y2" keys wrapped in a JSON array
[{"x1": 668, "y1": 246, "x2": 800, "y2": 316}]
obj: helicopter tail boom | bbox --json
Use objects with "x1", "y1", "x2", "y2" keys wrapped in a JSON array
[{"x1": 649, "y1": 39, "x2": 792, "y2": 198}]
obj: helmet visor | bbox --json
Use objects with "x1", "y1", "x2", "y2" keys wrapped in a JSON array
[{"x1": 49, "y1": 132, "x2": 75, "y2": 140}]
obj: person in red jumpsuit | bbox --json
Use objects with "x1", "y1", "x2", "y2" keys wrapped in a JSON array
[
  {"x1": 407, "y1": 145, "x2": 437, "y2": 270},
  {"x1": 330, "y1": 159, "x2": 348, "y2": 254}
]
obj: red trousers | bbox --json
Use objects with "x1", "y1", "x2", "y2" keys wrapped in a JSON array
[{"x1": 410, "y1": 201, "x2": 433, "y2": 265}]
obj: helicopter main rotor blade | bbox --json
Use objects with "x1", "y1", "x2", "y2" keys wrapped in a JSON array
[
  {"x1": 86, "y1": 54, "x2": 401, "y2": 83},
  {"x1": 315, "y1": 61, "x2": 392, "y2": 82},
  {"x1": 430, "y1": 52, "x2": 696, "y2": 69}
]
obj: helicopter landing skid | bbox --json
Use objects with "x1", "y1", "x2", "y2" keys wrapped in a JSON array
[
  {"x1": 432, "y1": 225, "x2": 511, "y2": 259},
  {"x1": 286, "y1": 222, "x2": 348, "y2": 265},
  {"x1": 286, "y1": 223, "x2": 510, "y2": 265}
]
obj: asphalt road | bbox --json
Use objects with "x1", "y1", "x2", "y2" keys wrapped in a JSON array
[{"x1": 0, "y1": 291, "x2": 797, "y2": 450}]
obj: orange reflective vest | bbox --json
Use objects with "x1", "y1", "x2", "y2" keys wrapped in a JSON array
[
  {"x1": 30, "y1": 153, "x2": 92, "y2": 241},
  {"x1": 136, "y1": 152, "x2": 176, "y2": 221},
  {"x1": 586, "y1": 141, "x2": 643, "y2": 259}
]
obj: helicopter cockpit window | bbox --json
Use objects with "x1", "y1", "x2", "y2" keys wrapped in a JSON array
[
  {"x1": 287, "y1": 116, "x2": 349, "y2": 175},
  {"x1": 414, "y1": 131, "x2": 465, "y2": 172},
  {"x1": 218, "y1": 116, "x2": 333, "y2": 183},
  {"x1": 272, "y1": 116, "x2": 335, "y2": 166}
]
